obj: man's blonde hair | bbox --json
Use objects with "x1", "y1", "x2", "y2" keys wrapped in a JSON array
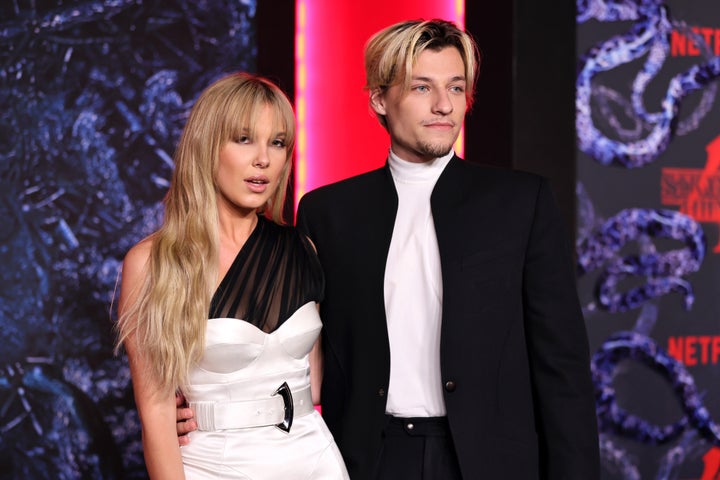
[{"x1": 364, "y1": 19, "x2": 480, "y2": 127}]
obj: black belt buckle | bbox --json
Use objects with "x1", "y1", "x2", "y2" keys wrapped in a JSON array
[{"x1": 272, "y1": 381, "x2": 294, "y2": 433}]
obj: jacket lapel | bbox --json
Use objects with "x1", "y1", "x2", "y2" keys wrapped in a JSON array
[
  {"x1": 374, "y1": 165, "x2": 398, "y2": 330},
  {"x1": 431, "y1": 155, "x2": 471, "y2": 235}
]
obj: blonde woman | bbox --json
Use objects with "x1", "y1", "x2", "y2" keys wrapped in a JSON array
[{"x1": 116, "y1": 73, "x2": 348, "y2": 479}]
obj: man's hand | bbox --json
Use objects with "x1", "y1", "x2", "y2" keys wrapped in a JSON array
[{"x1": 175, "y1": 391, "x2": 197, "y2": 446}]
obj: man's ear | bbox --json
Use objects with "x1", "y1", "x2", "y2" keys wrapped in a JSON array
[{"x1": 369, "y1": 89, "x2": 386, "y2": 116}]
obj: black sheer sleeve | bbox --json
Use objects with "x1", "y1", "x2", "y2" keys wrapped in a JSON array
[{"x1": 209, "y1": 216, "x2": 325, "y2": 332}]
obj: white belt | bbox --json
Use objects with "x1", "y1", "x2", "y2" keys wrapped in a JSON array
[{"x1": 191, "y1": 382, "x2": 313, "y2": 433}]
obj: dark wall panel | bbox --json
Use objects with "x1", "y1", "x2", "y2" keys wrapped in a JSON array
[{"x1": 466, "y1": 0, "x2": 577, "y2": 236}]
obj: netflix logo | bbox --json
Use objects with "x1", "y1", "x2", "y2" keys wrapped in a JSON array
[
  {"x1": 668, "y1": 335, "x2": 720, "y2": 366},
  {"x1": 671, "y1": 28, "x2": 720, "y2": 56}
]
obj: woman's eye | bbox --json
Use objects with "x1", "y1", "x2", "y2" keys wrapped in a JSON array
[
  {"x1": 272, "y1": 139, "x2": 287, "y2": 148},
  {"x1": 236, "y1": 135, "x2": 250, "y2": 144}
]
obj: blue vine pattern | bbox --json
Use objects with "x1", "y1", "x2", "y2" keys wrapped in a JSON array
[
  {"x1": 593, "y1": 331, "x2": 720, "y2": 446},
  {"x1": 577, "y1": 208, "x2": 705, "y2": 313},
  {"x1": 576, "y1": 0, "x2": 720, "y2": 168},
  {"x1": 577, "y1": 1, "x2": 720, "y2": 476}
]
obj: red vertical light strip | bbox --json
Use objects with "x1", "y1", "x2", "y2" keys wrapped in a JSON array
[
  {"x1": 295, "y1": 0, "x2": 308, "y2": 204},
  {"x1": 295, "y1": 1, "x2": 465, "y2": 210},
  {"x1": 453, "y1": 0, "x2": 465, "y2": 159}
]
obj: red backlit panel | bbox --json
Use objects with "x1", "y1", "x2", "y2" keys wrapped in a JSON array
[{"x1": 295, "y1": 0, "x2": 465, "y2": 208}]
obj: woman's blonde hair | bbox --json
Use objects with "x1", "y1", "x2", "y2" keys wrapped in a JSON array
[
  {"x1": 364, "y1": 19, "x2": 480, "y2": 128},
  {"x1": 116, "y1": 73, "x2": 296, "y2": 392}
]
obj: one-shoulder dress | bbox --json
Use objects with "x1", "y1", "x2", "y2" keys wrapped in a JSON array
[{"x1": 180, "y1": 216, "x2": 349, "y2": 479}]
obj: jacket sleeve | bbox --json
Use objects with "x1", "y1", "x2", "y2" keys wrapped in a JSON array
[
  {"x1": 522, "y1": 178, "x2": 600, "y2": 480},
  {"x1": 296, "y1": 195, "x2": 312, "y2": 238}
]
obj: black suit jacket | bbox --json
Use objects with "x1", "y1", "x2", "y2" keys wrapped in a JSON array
[{"x1": 296, "y1": 156, "x2": 600, "y2": 480}]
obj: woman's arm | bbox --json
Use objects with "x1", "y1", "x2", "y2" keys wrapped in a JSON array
[
  {"x1": 309, "y1": 308, "x2": 323, "y2": 406},
  {"x1": 306, "y1": 235, "x2": 324, "y2": 407},
  {"x1": 120, "y1": 242, "x2": 186, "y2": 479}
]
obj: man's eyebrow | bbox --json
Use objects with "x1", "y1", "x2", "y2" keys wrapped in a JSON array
[{"x1": 410, "y1": 75, "x2": 466, "y2": 82}]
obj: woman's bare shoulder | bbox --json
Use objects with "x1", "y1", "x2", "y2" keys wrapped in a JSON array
[
  {"x1": 124, "y1": 236, "x2": 154, "y2": 267},
  {"x1": 120, "y1": 236, "x2": 156, "y2": 293}
]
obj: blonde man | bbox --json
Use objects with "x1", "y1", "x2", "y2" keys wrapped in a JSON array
[{"x1": 178, "y1": 19, "x2": 601, "y2": 480}]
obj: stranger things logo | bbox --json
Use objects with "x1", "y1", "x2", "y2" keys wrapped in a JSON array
[{"x1": 661, "y1": 134, "x2": 720, "y2": 252}]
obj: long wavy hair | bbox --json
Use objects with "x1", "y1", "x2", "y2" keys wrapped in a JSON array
[{"x1": 116, "y1": 73, "x2": 296, "y2": 393}]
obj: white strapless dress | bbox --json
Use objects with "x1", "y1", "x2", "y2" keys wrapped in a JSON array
[{"x1": 180, "y1": 302, "x2": 349, "y2": 479}]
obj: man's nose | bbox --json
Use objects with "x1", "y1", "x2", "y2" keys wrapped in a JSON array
[{"x1": 432, "y1": 91, "x2": 453, "y2": 115}]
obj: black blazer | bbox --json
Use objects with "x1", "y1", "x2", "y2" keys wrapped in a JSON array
[{"x1": 296, "y1": 157, "x2": 600, "y2": 480}]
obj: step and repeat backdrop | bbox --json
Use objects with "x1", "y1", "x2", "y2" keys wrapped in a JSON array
[
  {"x1": 577, "y1": 0, "x2": 720, "y2": 478},
  {"x1": 0, "y1": 1, "x2": 257, "y2": 478},
  {"x1": 10, "y1": 0, "x2": 720, "y2": 478}
]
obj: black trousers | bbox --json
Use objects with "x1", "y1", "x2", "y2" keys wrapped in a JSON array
[{"x1": 375, "y1": 416, "x2": 463, "y2": 480}]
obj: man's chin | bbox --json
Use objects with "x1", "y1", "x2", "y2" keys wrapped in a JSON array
[{"x1": 419, "y1": 144, "x2": 454, "y2": 159}]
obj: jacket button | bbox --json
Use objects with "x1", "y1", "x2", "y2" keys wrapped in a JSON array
[
  {"x1": 444, "y1": 380, "x2": 456, "y2": 392},
  {"x1": 378, "y1": 387, "x2": 386, "y2": 397}
]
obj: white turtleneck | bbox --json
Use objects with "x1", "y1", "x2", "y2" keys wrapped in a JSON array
[{"x1": 384, "y1": 149, "x2": 452, "y2": 418}]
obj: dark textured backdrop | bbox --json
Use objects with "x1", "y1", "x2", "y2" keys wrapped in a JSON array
[{"x1": 0, "y1": 1, "x2": 257, "y2": 478}]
